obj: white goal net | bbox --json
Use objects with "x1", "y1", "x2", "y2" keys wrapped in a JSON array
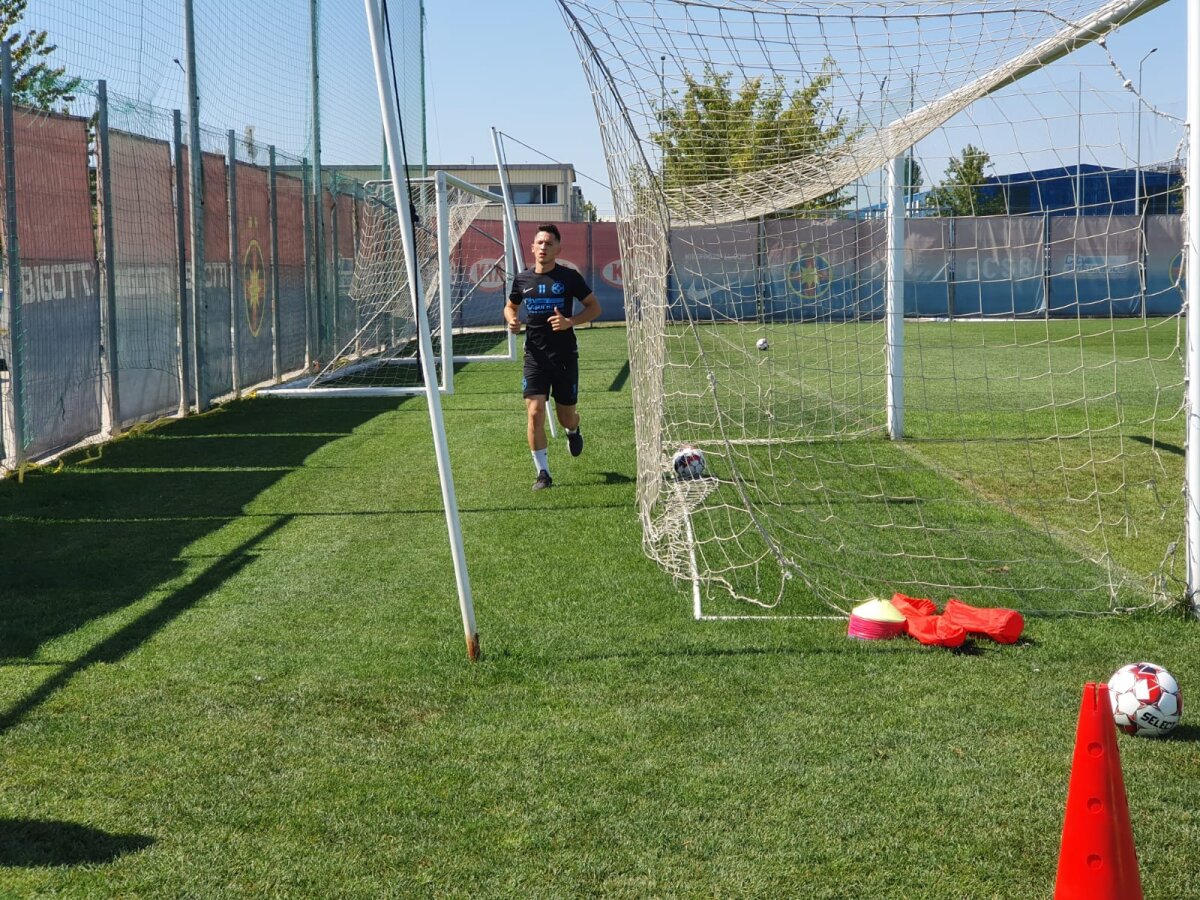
[
  {"x1": 559, "y1": 0, "x2": 1189, "y2": 617},
  {"x1": 264, "y1": 171, "x2": 513, "y2": 396}
]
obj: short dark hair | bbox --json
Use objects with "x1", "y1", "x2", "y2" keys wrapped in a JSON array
[{"x1": 535, "y1": 223, "x2": 561, "y2": 242}]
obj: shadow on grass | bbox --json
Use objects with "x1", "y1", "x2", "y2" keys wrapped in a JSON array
[
  {"x1": 0, "y1": 396, "x2": 406, "y2": 727},
  {"x1": 1130, "y1": 434, "x2": 1184, "y2": 457},
  {"x1": 0, "y1": 514, "x2": 292, "y2": 733},
  {"x1": 600, "y1": 471, "x2": 634, "y2": 485},
  {"x1": 1164, "y1": 722, "x2": 1200, "y2": 742},
  {"x1": 0, "y1": 818, "x2": 153, "y2": 867},
  {"x1": 607, "y1": 360, "x2": 630, "y2": 393}
]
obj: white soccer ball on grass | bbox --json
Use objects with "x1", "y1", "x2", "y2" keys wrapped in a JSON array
[
  {"x1": 1108, "y1": 661, "x2": 1182, "y2": 737},
  {"x1": 672, "y1": 446, "x2": 706, "y2": 480},
  {"x1": 756, "y1": 338, "x2": 769, "y2": 351}
]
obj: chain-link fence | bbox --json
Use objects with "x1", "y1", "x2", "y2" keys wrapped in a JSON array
[{"x1": 0, "y1": 0, "x2": 423, "y2": 469}]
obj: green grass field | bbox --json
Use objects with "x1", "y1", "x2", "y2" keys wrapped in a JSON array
[
  {"x1": 2, "y1": 324, "x2": 1199, "y2": 898},
  {"x1": 665, "y1": 317, "x2": 1186, "y2": 616}
]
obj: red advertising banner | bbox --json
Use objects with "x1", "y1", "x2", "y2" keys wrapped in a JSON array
[
  {"x1": 334, "y1": 191, "x2": 356, "y2": 259},
  {"x1": 276, "y1": 173, "x2": 306, "y2": 267},
  {"x1": 0, "y1": 108, "x2": 93, "y2": 262},
  {"x1": 107, "y1": 130, "x2": 181, "y2": 425},
  {"x1": 456, "y1": 219, "x2": 506, "y2": 295},
  {"x1": 109, "y1": 131, "x2": 175, "y2": 266},
  {"x1": 203, "y1": 153, "x2": 229, "y2": 263},
  {"x1": 178, "y1": 151, "x2": 231, "y2": 263},
  {"x1": 590, "y1": 222, "x2": 623, "y2": 292}
]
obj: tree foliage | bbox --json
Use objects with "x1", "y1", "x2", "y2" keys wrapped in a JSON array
[
  {"x1": 926, "y1": 144, "x2": 1004, "y2": 216},
  {"x1": 2, "y1": 0, "x2": 81, "y2": 110},
  {"x1": 903, "y1": 157, "x2": 923, "y2": 199},
  {"x1": 652, "y1": 64, "x2": 854, "y2": 211}
]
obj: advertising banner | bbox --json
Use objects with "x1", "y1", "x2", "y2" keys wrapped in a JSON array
[
  {"x1": 235, "y1": 161, "x2": 274, "y2": 385},
  {"x1": 110, "y1": 130, "x2": 181, "y2": 424},
  {"x1": 1, "y1": 109, "x2": 101, "y2": 458}
]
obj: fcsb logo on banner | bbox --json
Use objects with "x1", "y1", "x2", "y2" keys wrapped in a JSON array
[
  {"x1": 788, "y1": 249, "x2": 832, "y2": 300},
  {"x1": 244, "y1": 239, "x2": 267, "y2": 336}
]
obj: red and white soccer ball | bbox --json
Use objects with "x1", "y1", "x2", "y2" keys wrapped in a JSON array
[
  {"x1": 1107, "y1": 662, "x2": 1182, "y2": 737},
  {"x1": 672, "y1": 446, "x2": 707, "y2": 480}
]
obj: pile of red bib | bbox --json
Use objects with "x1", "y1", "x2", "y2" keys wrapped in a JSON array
[{"x1": 848, "y1": 593, "x2": 1024, "y2": 648}]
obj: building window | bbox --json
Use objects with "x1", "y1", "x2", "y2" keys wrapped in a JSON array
[{"x1": 486, "y1": 183, "x2": 562, "y2": 205}]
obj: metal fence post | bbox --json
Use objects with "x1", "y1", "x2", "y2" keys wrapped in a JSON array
[
  {"x1": 0, "y1": 41, "x2": 25, "y2": 467},
  {"x1": 172, "y1": 109, "x2": 191, "y2": 414},
  {"x1": 309, "y1": 0, "x2": 327, "y2": 365},
  {"x1": 301, "y1": 156, "x2": 314, "y2": 370},
  {"x1": 329, "y1": 175, "x2": 339, "y2": 352},
  {"x1": 184, "y1": 0, "x2": 208, "y2": 411},
  {"x1": 269, "y1": 145, "x2": 281, "y2": 382},
  {"x1": 96, "y1": 80, "x2": 122, "y2": 436},
  {"x1": 226, "y1": 129, "x2": 241, "y2": 397}
]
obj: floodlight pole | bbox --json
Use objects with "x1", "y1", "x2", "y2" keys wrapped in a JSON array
[
  {"x1": 1186, "y1": 0, "x2": 1200, "y2": 618},
  {"x1": 364, "y1": 0, "x2": 480, "y2": 659}
]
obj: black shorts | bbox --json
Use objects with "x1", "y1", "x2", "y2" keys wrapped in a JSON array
[{"x1": 522, "y1": 345, "x2": 579, "y2": 405}]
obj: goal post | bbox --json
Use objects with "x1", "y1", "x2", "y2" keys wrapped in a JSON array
[
  {"x1": 362, "y1": 0, "x2": 477, "y2": 659},
  {"x1": 435, "y1": 170, "x2": 519, "y2": 372},
  {"x1": 559, "y1": 0, "x2": 1192, "y2": 619},
  {"x1": 257, "y1": 168, "x2": 517, "y2": 398},
  {"x1": 1187, "y1": 0, "x2": 1200, "y2": 617}
]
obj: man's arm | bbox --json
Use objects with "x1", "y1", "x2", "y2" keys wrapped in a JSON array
[
  {"x1": 504, "y1": 299, "x2": 523, "y2": 334},
  {"x1": 548, "y1": 293, "x2": 602, "y2": 331}
]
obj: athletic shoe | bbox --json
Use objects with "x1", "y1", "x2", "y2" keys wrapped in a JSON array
[
  {"x1": 532, "y1": 470, "x2": 553, "y2": 491},
  {"x1": 567, "y1": 427, "x2": 584, "y2": 457}
]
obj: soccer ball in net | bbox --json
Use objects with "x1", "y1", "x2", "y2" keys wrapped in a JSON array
[
  {"x1": 756, "y1": 338, "x2": 769, "y2": 351},
  {"x1": 1107, "y1": 662, "x2": 1182, "y2": 737},
  {"x1": 672, "y1": 447, "x2": 706, "y2": 480}
]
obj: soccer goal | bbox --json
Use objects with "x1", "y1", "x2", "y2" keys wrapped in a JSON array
[
  {"x1": 558, "y1": 0, "x2": 1198, "y2": 618},
  {"x1": 261, "y1": 169, "x2": 516, "y2": 397}
]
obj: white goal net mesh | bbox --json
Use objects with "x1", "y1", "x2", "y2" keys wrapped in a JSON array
[
  {"x1": 301, "y1": 176, "x2": 503, "y2": 391},
  {"x1": 559, "y1": 0, "x2": 1187, "y2": 616}
]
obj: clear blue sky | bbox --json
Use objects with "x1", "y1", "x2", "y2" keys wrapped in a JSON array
[
  {"x1": 24, "y1": 0, "x2": 1189, "y2": 217},
  {"x1": 424, "y1": 0, "x2": 1186, "y2": 217},
  {"x1": 423, "y1": 1, "x2": 614, "y2": 212}
]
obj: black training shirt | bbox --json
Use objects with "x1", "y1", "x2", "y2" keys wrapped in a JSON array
[{"x1": 509, "y1": 264, "x2": 593, "y2": 352}]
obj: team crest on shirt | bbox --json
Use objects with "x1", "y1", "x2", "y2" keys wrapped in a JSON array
[{"x1": 552, "y1": 281, "x2": 565, "y2": 295}]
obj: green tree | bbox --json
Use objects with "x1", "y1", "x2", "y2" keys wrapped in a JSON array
[
  {"x1": 652, "y1": 63, "x2": 854, "y2": 211},
  {"x1": 2, "y1": 0, "x2": 82, "y2": 110},
  {"x1": 926, "y1": 144, "x2": 1004, "y2": 216},
  {"x1": 579, "y1": 198, "x2": 598, "y2": 222}
]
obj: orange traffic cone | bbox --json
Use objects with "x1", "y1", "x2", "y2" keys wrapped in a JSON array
[{"x1": 1053, "y1": 682, "x2": 1142, "y2": 899}]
